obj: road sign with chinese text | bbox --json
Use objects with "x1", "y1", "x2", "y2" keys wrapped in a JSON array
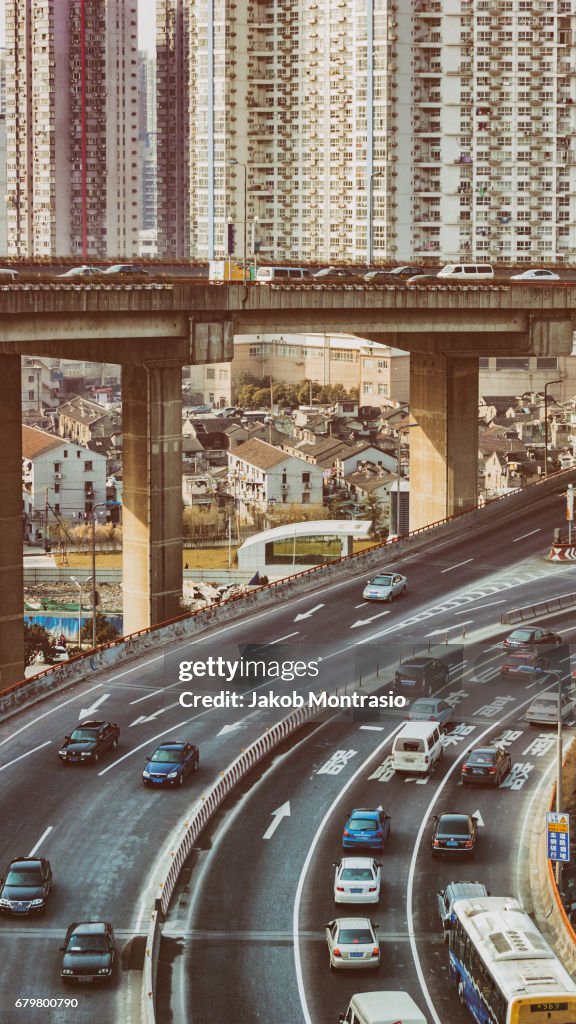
[{"x1": 547, "y1": 811, "x2": 570, "y2": 863}]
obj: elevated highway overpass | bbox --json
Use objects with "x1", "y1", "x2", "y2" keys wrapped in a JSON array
[{"x1": 0, "y1": 278, "x2": 573, "y2": 683}]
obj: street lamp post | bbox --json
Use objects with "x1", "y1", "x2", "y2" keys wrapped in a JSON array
[
  {"x1": 70, "y1": 575, "x2": 93, "y2": 649},
  {"x1": 90, "y1": 501, "x2": 121, "y2": 649},
  {"x1": 228, "y1": 159, "x2": 247, "y2": 283},
  {"x1": 543, "y1": 379, "x2": 562, "y2": 478},
  {"x1": 367, "y1": 169, "x2": 385, "y2": 268}
]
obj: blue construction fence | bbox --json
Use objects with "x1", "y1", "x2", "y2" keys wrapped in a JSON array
[{"x1": 24, "y1": 612, "x2": 123, "y2": 642}]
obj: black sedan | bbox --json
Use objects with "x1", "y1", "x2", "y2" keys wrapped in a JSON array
[
  {"x1": 142, "y1": 741, "x2": 199, "y2": 787},
  {"x1": 365, "y1": 266, "x2": 426, "y2": 282},
  {"x1": 503, "y1": 626, "x2": 562, "y2": 651},
  {"x1": 461, "y1": 746, "x2": 512, "y2": 786},
  {"x1": 0, "y1": 857, "x2": 52, "y2": 914},
  {"x1": 431, "y1": 813, "x2": 478, "y2": 857},
  {"x1": 394, "y1": 656, "x2": 448, "y2": 698},
  {"x1": 61, "y1": 921, "x2": 115, "y2": 983},
  {"x1": 58, "y1": 720, "x2": 120, "y2": 764}
]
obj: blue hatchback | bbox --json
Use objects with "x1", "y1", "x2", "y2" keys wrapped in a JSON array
[
  {"x1": 342, "y1": 808, "x2": 391, "y2": 850},
  {"x1": 142, "y1": 741, "x2": 199, "y2": 787}
]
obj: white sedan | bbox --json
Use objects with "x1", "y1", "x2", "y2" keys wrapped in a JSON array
[
  {"x1": 525, "y1": 692, "x2": 574, "y2": 725},
  {"x1": 510, "y1": 268, "x2": 560, "y2": 281},
  {"x1": 325, "y1": 917, "x2": 380, "y2": 970},
  {"x1": 362, "y1": 572, "x2": 407, "y2": 602},
  {"x1": 333, "y1": 858, "x2": 381, "y2": 905}
]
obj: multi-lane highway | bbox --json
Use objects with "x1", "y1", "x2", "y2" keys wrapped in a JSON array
[{"x1": 1, "y1": 483, "x2": 575, "y2": 1024}]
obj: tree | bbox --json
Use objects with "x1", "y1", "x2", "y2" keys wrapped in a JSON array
[
  {"x1": 24, "y1": 623, "x2": 57, "y2": 667},
  {"x1": 80, "y1": 613, "x2": 120, "y2": 647},
  {"x1": 361, "y1": 492, "x2": 386, "y2": 538}
]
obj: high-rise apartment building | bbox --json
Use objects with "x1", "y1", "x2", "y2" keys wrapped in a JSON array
[
  {"x1": 138, "y1": 51, "x2": 158, "y2": 235},
  {"x1": 156, "y1": 0, "x2": 190, "y2": 257},
  {"x1": 155, "y1": 0, "x2": 576, "y2": 265},
  {"x1": 5, "y1": 0, "x2": 139, "y2": 259}
]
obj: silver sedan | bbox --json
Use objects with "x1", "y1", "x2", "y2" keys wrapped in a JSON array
[
  {"x1": 362, "y1": 572, "x2": 407, "y2": 602},
  {"x1": 325, "y1": 917, "x2": 380, "y2": 970}
]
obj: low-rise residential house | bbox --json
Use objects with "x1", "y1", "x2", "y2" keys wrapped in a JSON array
[
  {"x1": 483, "y1": 452, "x2": 541, "y2": 495},
  {"x1": 228, "y1": 438, "x2": 324, "y2": 519},
  {"x1": 336, "y1": 444, "x2": 397, "y2": 482},
  {"x1": 22, "y1": 358, "x2": 59, "y2": 416},
  {"x1": 22, "y1": 425, "x2": 107, "y2": 540},
  {"x1": 57, "y1": 396, "x2": 120, "y2": 447}
]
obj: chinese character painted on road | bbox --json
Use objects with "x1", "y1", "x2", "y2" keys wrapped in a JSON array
[
  {"x1": 474, "y1": 696, "x2": 516, "y2": 718},
  {"x1": 368, "y1": 755, "x2": 395, "y2": 783},
  {"x1": 491, "y1": 729, "x2": 523, "y2": 748},
  {"x1": 443, "y1": 724, "x2": 476, "y2": 747},
  {"x1": 522, "y1": 734, "x2": 557, "y2": 758},
  {"x1": 444, "y1": 690, "x2": 469, "y2": 707},
  {"x1": 317, "y1": 749, "x2": 357, "y2": 775},
  {"x1": 500, "y1": 762, "x2": 535, "y2": 790}
]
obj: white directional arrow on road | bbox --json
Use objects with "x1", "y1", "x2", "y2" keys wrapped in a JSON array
[
  {"x1": 350, "y1": 610, "x2": 391, "y2": 629},
  {"x1": 473, "y1": 809, "x2": 485, "y2": 827},
  {"x1": 217, "y1": 722, "x2": 243, "y2": 736},
  {"x1": 129, "y1": 700, "x2": 181, "y2": 728},
  {"x1": 79, "y1": 693, "x2": 110, "y2": 720},
  {"x1": 129, "y1": 709, "x2": 166, "y2": 728},
  {"x1": 294, "y1": 604, "x2": 325, "y2": 622},
  {"x1": 263, "y1": 801, "x2": 291, "y2": 840}
]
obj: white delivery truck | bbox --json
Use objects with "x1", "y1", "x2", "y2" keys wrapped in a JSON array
[{"x1": 338, "y1": 990, "x2": 427, "y2": 1024}]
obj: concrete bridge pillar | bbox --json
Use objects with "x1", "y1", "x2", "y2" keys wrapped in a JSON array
[
  {"x1": 122, "y1": 363, "x2": 183, "y2": 635},
  {"x1": 409, "y1": 353, "x2": 479, "y2": 531},
  {"x1": 0, "y1": 355, "x2": 24, "y2": 686}
]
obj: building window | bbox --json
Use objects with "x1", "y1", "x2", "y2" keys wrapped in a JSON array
[
  {"x1": 54, "y1": 503, "x2": 60, "y2": 515},
  {"x1": 28, "y1": 390, "x2": 35, "y2": 400},
  {"x1": 302, "y1": 472, "x2": 310, "y2": 483},
  {"x1": 85, "y1": 461, "x2": 93, "y2": 471},
  {"x1": 302, "y1": 492, "x2": 310, "y2": 504},
  {"x1": 536, "y1": 357, "x2": 558, "y2": 369},
  {"x1": 63, "y1": 450, "x2": 68, "y2": 458},
  {"x1": 54, "y1": 462, "x2": 61, "y2": 472},
  {"x1": 206, "y1": 368, "x2": 215, "y2": 379}
]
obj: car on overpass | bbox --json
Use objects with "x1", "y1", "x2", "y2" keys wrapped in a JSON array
[
  {"x1": 103, "y1": 263, "x2": 148, "y2": 275},
  {"x1": 58, "y1": 265, "x2": 101, "y2": 278},
  {"x1": 60, "y1": 920, "x2": 115, "y2": 983},
  {"x1": 58, "y1": 720, "x2": 120, "y2": 764},
  {"x1": 431, "y1": 813, "x2": 478, "y2": 857},
  {"x1": 525, "y1": 692, "x2": 575, "y2": 726},
  {"x1": 142, "y1": 741, "x2": 200, "y2": 786},
  {"x1": 503, "y1": 626, "x2": 562, "y2": 651},
  {"x1": 362, "y1": 572, "x2": 407, "y2": 602},
  {"x1": 0, "y1": 857, "x2": 52, "y2": 914},
  {"x1": 510, "y1": 268, "x2": 560, "y2": 281},
  {"x1": 460, "y1": 745, "x2": 512, "y2": 786},
  {"x1": 325, "y1": 917, "x2": 380, "y2": 970},
  {"x1": 499, "y1": 651, "x2": 550, "y2": 681},
  {"x1": 394, "y1": 656, "x2": 449, "y2": 698},
  {"x1": 404, "y1": 697, "x2": 454, "y2": 729},
  {"x1": 333, "y1": 858, "x2": 382, "y2": 905},
  {"x1": 342, "y1": 808, "x2": 391, "y2": 851}
]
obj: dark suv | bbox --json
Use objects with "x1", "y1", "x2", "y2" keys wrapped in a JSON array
[
  {"x1": 58, "y1": 720, "x2": 120, "y2": 764},
  {"x1": 394, "y1": 657, "x2": 449, "y2": 699}
]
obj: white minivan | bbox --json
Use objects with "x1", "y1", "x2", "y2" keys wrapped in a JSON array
[
  {"x1": 255, "y1": 266, "x2": 311, "y2": 283},
  {"x1": 391, "y1": 722, "x2": 443, "y2": 775},
  {"x1": 437, "y1": 263, "x2": 494, "y2": 281},
  {"x1": 339, "y1": 990, "x2": 427, "y2": 1024}
]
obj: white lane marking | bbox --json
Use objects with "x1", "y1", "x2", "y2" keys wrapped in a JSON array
[
  {"x1": 354, "y1": 603, "x2": 366, "y2": 609},
  {"x1": 79, "y1": 693, "x2": 110, "y2": 719},
  {"x1": 129, "y1": 688, "x2": 165, "y2": 706},
  {"x1": 0, "y1": 684, "x2": 103, "y2": 751},
  {"x1": 350, "y1": 610, "x2": 391, "y2": 629},
  {"x1": 405, "y1": 683, "x2": 560, "y2": 1024},
  {"x1": 0, "y1": 740, "x2": 52, "y2": 771},
  {"x1": 513, "y1": 528, "x2": 541, "y2": 543},
  {"x1": 262, "y1": 802, "x2": 291, "y2": 840},
  {"x1": 267, "y1": 632, "x2": 299, "y2": 644},
  {"x1": 293, "y1": 723, "x2": 405, "y2": 1024},
  {"x1": 425, "y1": 621, "x2": 473, "y2": 636},
  {"x1": 359, "y1": 725, "x2": 385, "y2": 732},
  {"x1": 294, "y1": 605, "x2": 325, "y2": 622},
  {"x1": 441, "y1": 558, "x2": 474, "y2": 573},
  {"x1": 28, "y1": 826, "x2": 53, "y2": 857},
  {"x1": 453, "y1": 599, "x2": 506, "y2": 615}
]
